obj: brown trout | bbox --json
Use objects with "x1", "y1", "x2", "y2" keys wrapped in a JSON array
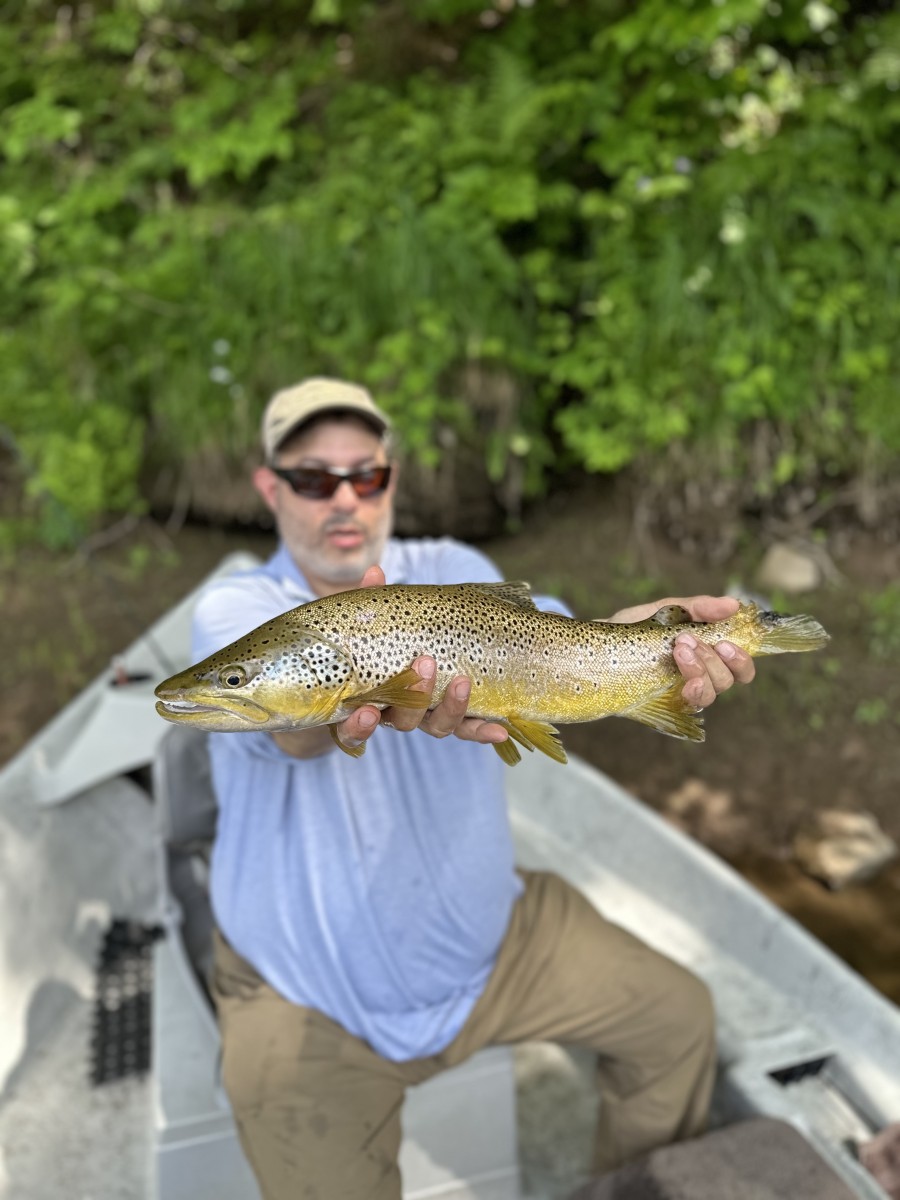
[{"x1": 154, "y1": 582, "x2": 829, "y2": 766}]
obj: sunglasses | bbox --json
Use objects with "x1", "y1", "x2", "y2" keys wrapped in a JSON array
[{"x1": 269, "y1": 463, "x2": 392, "y2": 500}]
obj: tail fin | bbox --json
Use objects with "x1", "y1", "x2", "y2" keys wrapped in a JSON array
[{"x1": 756, "y1": 611, "x2": 830, "y2": 654}]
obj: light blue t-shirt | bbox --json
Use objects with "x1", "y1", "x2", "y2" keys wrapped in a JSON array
[{"x1": 191, "y1": 537, "x2": 569, "y2": 1061}]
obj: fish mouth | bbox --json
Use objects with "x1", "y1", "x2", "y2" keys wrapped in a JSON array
[{"x1": 154, "y1": 694, "x2": 271, "y2": 725}]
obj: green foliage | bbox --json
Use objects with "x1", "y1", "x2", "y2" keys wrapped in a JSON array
[
  {"x1": 853, "y1": 697, "x2": 889, "y2": 726},
  {"x1": 1, "y1": 0, "x2": 899, "y2": 541},
  {"x1": 864, "y1": 583, "x2": 900, "y2": 661}
]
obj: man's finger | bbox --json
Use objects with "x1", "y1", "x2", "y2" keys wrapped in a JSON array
[
  {"x1": 680, "y1": 595, "x2": 740, "y2": 623},
  {"x1": 420, "y1": 676, "x2": 472, "y2": 739},
  {"x1": 337, "y1": 706, "x2": 381, "y2": 750},
  {"x1": 674, "y1": 635, "x2": 735, "y2": 707},
  {"x1": 418, "y1": 673, "x2": 512, "y2": 745},
  {"x1": 714, "y1": 641, "x2": 756, "y2": 684},
  {"x1": 452, "y1": 718, "x2": 510, "y2": 747},
  {"x1": 359, "y1": 564, "x2": 386, "y2": 588}
]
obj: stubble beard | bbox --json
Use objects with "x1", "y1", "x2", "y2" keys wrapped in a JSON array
[{"x1": 288, "y1": 516, "x2": 391, "y2": 593}]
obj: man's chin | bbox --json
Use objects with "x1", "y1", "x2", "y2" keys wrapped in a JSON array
[
  {"x1": 286, "y1": 528, "x2": 390, "y2": 591},
  {"x1": 308, "y1": 547, "x2": 378, "y2": 589}
]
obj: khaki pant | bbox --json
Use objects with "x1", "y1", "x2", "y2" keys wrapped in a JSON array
[{"x1": 212, "y1": 871, "x2": 716, "y2": 1200}]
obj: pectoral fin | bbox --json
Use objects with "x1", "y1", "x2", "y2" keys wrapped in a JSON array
[
  {"x1": 494, "y1": 717, "x2": 568, "y2": 765},
  {"x1": 620, "y1": 681, "x2": 706, "y2": 742},
  {"x1": 344, "y1": 668, "x2": 432, "y2": 711},
  {"x1": 329, "y1": 724, "x2": 366, "y2": 758},
  {"x1": 328, "y1": 667, "x2": 434, "y2": 759}
]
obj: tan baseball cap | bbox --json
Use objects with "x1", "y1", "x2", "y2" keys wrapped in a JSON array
[{"x1": 261, "y1": 377, "x2": 391, "y2": 460}]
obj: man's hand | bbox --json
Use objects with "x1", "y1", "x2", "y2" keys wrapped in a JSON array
[
  {"x1": 608, "y1": 594, "x2": 756, "y2": 709},
  {"x1": 332, "y1": 566, "x2": 509, "y2": 755}
]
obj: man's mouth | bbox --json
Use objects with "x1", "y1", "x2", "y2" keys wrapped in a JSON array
[{"x1": 326, "y1": 526, "x2": 365, "y2": 549}]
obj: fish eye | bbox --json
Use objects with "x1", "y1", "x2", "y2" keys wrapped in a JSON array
[{"x1": 221, "y1": 665, "x2": 248, "y2": 688}]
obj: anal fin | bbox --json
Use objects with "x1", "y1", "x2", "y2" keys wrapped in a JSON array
[
  {"x1": 492, "y1": 738, "x2": 522, "y2": 766},
  {"x1": 620, "y1": 682, "x2": 705, "y2": 742},
  {"x1": 496, "y1": 717, "x2": 568, "y2": 765}
]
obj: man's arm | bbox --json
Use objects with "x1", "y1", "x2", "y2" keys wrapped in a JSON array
[{"x1": 270, "y1": 726, "x2": 354, "y2": 758}]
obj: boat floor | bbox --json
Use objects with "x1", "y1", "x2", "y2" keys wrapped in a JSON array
[
  {"x1": 1, "y1": 752, "x2": 896, "y2": 1198},
  {"x1": 0, "y1": 987, "x2": 151, "y2": 1199},
  {"x1": 0, "y1": 768, "x2": 159, "y2": 1199}
]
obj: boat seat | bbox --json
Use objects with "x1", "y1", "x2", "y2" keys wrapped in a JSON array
[
  {"x1": 154, "y1": 725, "x2": 218, "y2": 988},
  {"x1": 151, "y1": 725, "x2": 520, "y2": 1200},
  {"x1": 570, "y1": 1116, "x2": 860, "y2": 1200}
]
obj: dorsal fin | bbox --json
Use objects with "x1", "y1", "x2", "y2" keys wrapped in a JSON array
[{"x1": 470, "y1": 581, "x2": 537, "y2": 610}]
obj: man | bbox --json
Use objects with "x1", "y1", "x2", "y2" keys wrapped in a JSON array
[{"x1": 191, "y1": 377, "x2": 756, "y2": 1200}]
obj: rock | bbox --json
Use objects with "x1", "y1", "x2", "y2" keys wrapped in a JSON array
[
  {"x1": 755, "y1": 542, "x2": 823, "y2": 594},
  {"x1": 792, "y1": 809, "x2": 898, "y2": 890},
  {"x1": 662, "y1": 778, "x2": 752, "y2": 858},
  {"x1": 571, "y1": 1116, "x2": 860, "y2": 1200}
]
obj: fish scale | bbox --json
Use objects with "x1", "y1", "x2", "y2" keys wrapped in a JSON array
[{"x1": 155, "y1": 582, "x2": 830, "y2": 767}]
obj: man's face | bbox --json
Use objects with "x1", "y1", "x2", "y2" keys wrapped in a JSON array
[{"x1": 253, "y1": 417, "x2": 396, "y2": 596}]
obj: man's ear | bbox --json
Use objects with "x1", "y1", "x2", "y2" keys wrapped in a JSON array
[{"x1": 253, "y1": 465, "x2": 279, "y2": 513}]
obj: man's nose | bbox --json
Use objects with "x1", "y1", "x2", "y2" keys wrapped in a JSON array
[{"x1": 330, "y1": 479, "x2": 360, "y2": 507}]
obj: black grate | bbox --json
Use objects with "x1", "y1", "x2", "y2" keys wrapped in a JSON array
[{"x1": 89, "y1": 919, "x2": 164, "y2": 1086}]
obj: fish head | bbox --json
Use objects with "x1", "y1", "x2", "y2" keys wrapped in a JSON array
[{"x1": 154, "y1": 623, "x2": 356, "y2": 732}]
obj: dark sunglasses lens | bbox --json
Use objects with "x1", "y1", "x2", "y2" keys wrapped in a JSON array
[
  {"x1": 283, "y1": 469, "x2": 337, "y2": 498},
  {"x1": 278, "y1": 466, "x2": 391, "y2": 498},
  {"x1": 352, "y1": 467, "x2": 391, "y2": 496}
]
